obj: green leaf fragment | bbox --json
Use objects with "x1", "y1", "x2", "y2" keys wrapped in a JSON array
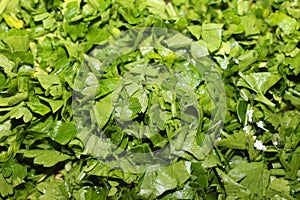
[
  {"x1": 218, "y1": 131, "x2": 247, "y2": 150},
  {"x1": 37, "y1": 181, "x2": 70, "y2": 199},
  {"x1": 191, "y1": 41, "x2": 209, "y2": 59},
  {"x1": 39, "y1": 96, "x2": 64, "y2": 113},
  {"x1": 237, "y1": 72, "x2": 282, "y2": 106},
  {"x1": 227, "y1": 162, "x2": 270, "y2": 198},
  {"x1": 1, "y1": 29, "x2": 29, "y2": 51},
  {"x1": 49, "y1": 121, "x2": 77, "y2": 145},
  {"x1": 139, "y1": 161, "x2": 190, "y2": 197},
  {"x1": 216, "y1": 168, "x2": 250, "y2": 199},
  {"x1": 0, "y1": 53, "x2": 15, "y2": 74},
  {"x1": 27, "y1": 96, "x2": 51, "y2": 115},
  {"x1": 146, "y1": 0, "x2": 167, "y2": 19},
  {"x1": 165, "y1": 33, "x2": 193, "y2": 48},
  {"x1": 201, "y1": 23, "x2": 223, "y2": 52},
  {"x1": 3, "y1": 13, "x2": 24, "y2": 29},
  {"x1": 268, "y1": 11, "x2": 300, "y2": 35},
  {"x1": 93, "y1": 93, "x2": 113, "y2": 128},
  {"x1": 2, "y1": 158, "x2": 27, "y2": 187},
  {"x1": 20, "y1": 150, "x2": 70, "y2": 167},
  {"x1": 187, "y1": 25, "x2": 201, "y2": 40},
  {"x1": 0, "y1": 93, "x2": 28, "y2": 107},
  {"x1": 0, "y1": 0, "x2": 10, "y2": 14},
  {"x1": 0, "y1": 174, "x2": 13, "y2": 197},
  {"x1": 237, "y1": 50, "x2": 257, "y2": 72},
  {"x1": 37, "y1": 74, "x2": 61, "y2": 90},
  {"x1": 241, "y1": 15, "x2": 260, "y2": 36},
  {"x1": 266, "y1": 178, "x2": 296, "y2": 200}
]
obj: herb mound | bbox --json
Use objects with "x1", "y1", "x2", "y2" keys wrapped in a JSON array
[{"x1": 0, "y1": 0, "x2": 299, "y2": 199}]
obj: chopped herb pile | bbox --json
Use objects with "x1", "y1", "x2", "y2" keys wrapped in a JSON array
[{"x1": 0, "y1": 0, "x2": 299, "y2": 199}]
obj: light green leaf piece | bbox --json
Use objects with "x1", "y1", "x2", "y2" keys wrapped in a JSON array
[
  {"x1": 2, "y1": 0, "x2": 20, "y2": 14},
  {"x1": 216, "y1": 168, "x2": 250, "y2": 199},
  {"x1": 108, "y1": 187, "x2": 118, "y2": 196},
  {"x1": 27, "y1": 96, "x2": 51, "y2": 115},
  {"x1": 114, "y1": 105, "x2": 133, "y2": 122},
  {"x1": 181, "y1": 128, "x2": 211, "y2": 160},
  {"x1": 0, "y1": 102, "x2": 25, "y2": 123},
  {"x1": 129, "y1": 97, "x2": 142, "y2": 118},
  {"x1": 2, "y1": 158, "x2": 27, "y2": 187},
  {"x1": 218, "y1": 131, "x2": 247, "y2": 150},
  {"x1": 33, "y1": 13, "x2": 50, "y2": 21},
  {"x1": 284, "y1": 52, "x2": 300, "y2": 75},
  {"x1": 237, "y1": 0, "x2": 250, "y2": 15},
  {"x1": 238, "y1": 50, "x2": 257, "y2": 72},
  {"x1": 20, "y1": 150, "x2": 70, "y2": 167},
  {"x1": 87, "y1": 0, "x2": 111, "y2": 11},
  {"x1": 150, "y1": 104, "x2": 171, "y2": 130},
  {"x1": 80, "y1": 133, "x2": 111, "y2": 159},
  {"x1": 201, "y1": 23, "x2": 223, "y2": 52},
  {"x1": 0, "y1": 174, "x2": 13, "y2": 197},
  {"x1": 165, "y1": 33, "x2": 193, "y2": 48},
  {"x1": 124, "y1": 82, "x2": 140, "y2": 96},
  {"x1": 146, "y1": 0, "x2": 167, "y2": 19},
  {"x1": 255, "y1": 93, "x2": 276, "y2": 108},
  {"x1": 1, "y1": 29, "x2": 29, "y2": 51},
  {"x1": 28, "y1": 115, "x2": 54, "y2": 134},
  {"x1": 0, "y1": 93, "x2": 28, "y2": 107},
  {"x1": 0, "y1": 73, "x2": 6, "y2": 90},
  {"x1": 39, "y1": 96, "x2": 64, "y2": 113},
  {"x1": 49, "y1": 85, "x2": 63, "y2": 98},
  {"x1": 187, "y1": 25, "x2": 201, "y2": 40},
  {"x1": 93, "y1": 93, "x2": 113, "y2": 128},
  {"x1": 0, "y1": 0, "x2": 10, "y2": 14},
  {"x1": 228, "y1": 162, "x2": 270, "y2": 199},
  {"x1": 63, "y1": 40, "x2": 83, "y2": 59},
  {"x1": 139, "y1": 161, "x2": 190, "y2": 198},
  {"x1": 0, "y1": 53, "x2": 15, "y2": 74},
  {"x1": 63, "y1": 1, "x2": 80, "y2": 21},
  {"x1": 241, "y1": 15, "x2": 260, "y2": 36},
  {"x1": 37, "y1": 181, "x2": 70, "y2": 199},
  {"x1": 238, "y1": 72, "x2": 282, "y2": 94},
  {"x1": 23, "y1": 108, "x2": 32, "y2": 123},
  {"x1": 10, "y1": 107, "x2": 27, "y2": 119},
  {"x1": 136, "y1": 90, "x2": 148, "y2": 113},
  {"x1": 202, "y1": 149, "x2": 222, "y2": 168},
  {"x1": 268, "y1": 11, "x2": 300, "y2": 35},
  {"x1": 98, "y1": 77, "x2": 120, "y2": 97},
  {"x1": 191, "y1": 41, "x2": 209, "y2": 59},
  {"x1": 266, "y1": 178, "x2": 296, "y2": 200},
  {"x1": 50, "y1": 100, "x2": 64, "y2": 113},
  {"x1": 160, "y1": 185, "x2": 195, "y2": 200},
  {"x1": 43, "y1": 16, "x2": 56, "y2": 29},
  {"x1": 285, "y1": 153, "x2": 300, "y2": 179},
  {"x1": 119, "y1": 8, "x2": 140, "y2": 24},
  {"x1": 3, "y1": 13, "x2": 24, "y2": 29},
  {"x1": 49, "y1": 121, "x2": 77, "y2": 145},
  {"x1": 37, "y1": 74, "x2": 61, "y2": 90}
]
